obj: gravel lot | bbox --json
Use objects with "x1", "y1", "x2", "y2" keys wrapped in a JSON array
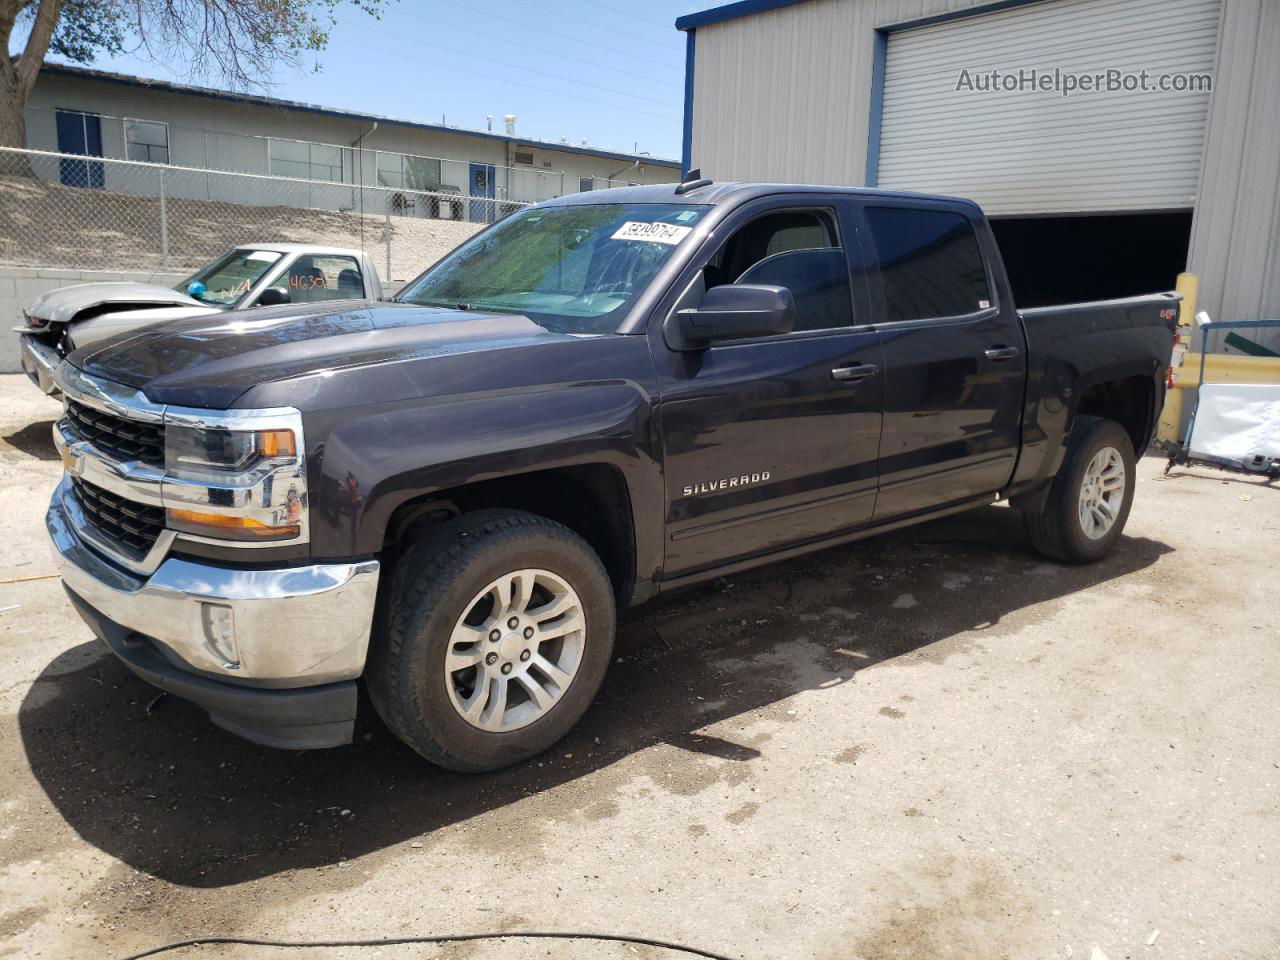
[{"x1": 1, "y1": 373, "x2": 1276, "y2": 960}]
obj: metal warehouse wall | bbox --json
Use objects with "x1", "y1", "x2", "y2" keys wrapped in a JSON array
[
  {"x1": 688, "y1": 0, "x2": 1278, "y2": 323},
  {"x1": 689, "y1": 0, "x2": 998, "y2": 185},
  {"x1": 1186, "y1": 0, "x2": 1280, "y2": 325}
]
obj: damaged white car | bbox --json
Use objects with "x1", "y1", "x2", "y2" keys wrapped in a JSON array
[{"x1": 16, "y1": 244, "x2": 383, "y2": 394}]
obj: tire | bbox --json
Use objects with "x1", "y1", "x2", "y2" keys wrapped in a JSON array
[
  {"x1": 1023, "y1": 415, "x2": 1136, "y2": 564},
  {"x1": 367, "y1": 509, "x2": 615, "y2": 772}
]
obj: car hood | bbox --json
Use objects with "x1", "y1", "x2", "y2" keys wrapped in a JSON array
[
  {"x1": 69, "y1": 300, "x2": 584, "y2": 408},
  {"x1": 26, "y1": 282, "x2": 203, "y2": 325}
]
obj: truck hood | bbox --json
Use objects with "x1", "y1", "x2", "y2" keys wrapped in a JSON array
[
  {"x1": 25, "y1": 282, "x2": 203, "y2": 325},
  {"x1": 69, "y1": 300, "x2": 583, "y2": 408}
]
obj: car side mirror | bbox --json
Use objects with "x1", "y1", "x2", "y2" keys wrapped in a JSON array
[
  {"x1": 257, "y1": 286, "x2": 291, "y2": 306},
  {"x1": 668, "y1": 284, "x2": 795, "y2": 350}
]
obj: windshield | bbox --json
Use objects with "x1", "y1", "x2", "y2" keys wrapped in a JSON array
[
  {"x1": 396, "y1": 202, "x2": 709, "y2": 334},
  {"x1": 178, "y1": 249, "x2": 283, "y2": 305}
]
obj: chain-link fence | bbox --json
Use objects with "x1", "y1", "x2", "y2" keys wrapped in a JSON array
[{"x1": 0, "y1": 146, "x2": 536, "y2": 283}]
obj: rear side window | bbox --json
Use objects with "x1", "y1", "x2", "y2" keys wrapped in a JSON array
[
  {"x1": 864, "y1": 207, "x2": 991, "y2": 322},
  {"x1": 284, "y1": 255, "x2": 365, "y2": 303}
]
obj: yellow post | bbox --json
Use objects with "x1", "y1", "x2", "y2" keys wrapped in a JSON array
[{"x1": 1157, "y1": 273, "x2": 1199, "y2": 445}]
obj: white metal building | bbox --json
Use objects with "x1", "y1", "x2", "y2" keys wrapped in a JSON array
[
  {"x1": 23, "y1": 64, "x2": 680, "y2": 213},
  {"x1": 677, "y1": 0, "x2": 1279, "y2": 322}
]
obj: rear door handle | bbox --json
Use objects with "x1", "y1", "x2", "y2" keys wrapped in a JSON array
[
  {"x1": 984, "y1": 346, "x2": 1020, "y2": 361},
  {"x1": 831, "y1": 363, "x2": 879, "y2": 382}
]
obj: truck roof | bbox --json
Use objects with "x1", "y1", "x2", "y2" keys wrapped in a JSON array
[{"x1": 543, "y1": 180, "x2": 983, "y2": 211}]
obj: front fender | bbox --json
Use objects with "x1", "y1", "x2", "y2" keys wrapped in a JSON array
[{"x1": 308, "y1": 381, "x2": 663, "y2": 574}]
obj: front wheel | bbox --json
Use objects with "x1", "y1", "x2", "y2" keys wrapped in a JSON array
[
  {"x1": 1023, "y1": 415, "x2": 1137, "y2": 563},
  {"x1": 367, "y1": 510, "x2": 615, "y2": 772}
]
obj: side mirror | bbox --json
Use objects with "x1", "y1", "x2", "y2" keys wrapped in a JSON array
[
  {"x1": 668, "y1": 284, "x2": 795, "y2": 350},
  {"x1": 257, "y1": 286, "x2": 291, "y2": 306}
]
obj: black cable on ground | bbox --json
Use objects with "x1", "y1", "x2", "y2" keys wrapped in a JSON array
[{"x1": 119, "y1": 930, "x2": 743, "y2": 960}]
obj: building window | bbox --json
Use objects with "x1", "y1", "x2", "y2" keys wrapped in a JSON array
[
  {"x1": 268, "y1": 139, "x2": 344, "y2": 182},
  {"x1": 513, "y1": 150, "x2": 535, "y2": 166},
  {"x1": 376, "y1": 152, "x2": 442, "y2": 191},
  {"x1": 579, "y1": 177, "x2": 594, "y2": 192},
  {"x1": 124, "y1": 119, "x2": 169, "y2": 164}
]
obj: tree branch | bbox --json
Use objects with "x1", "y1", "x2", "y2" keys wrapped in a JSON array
[{"x1": 15, "y1": 0, "x2": 62, "y2": 92}]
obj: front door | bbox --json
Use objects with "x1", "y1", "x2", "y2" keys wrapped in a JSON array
[
  {"x1": 55, "y1": 109, "x2": 104, "y2": 188},
  {"x1": 469, "y1": 162, "x2": 496, "y2": 223},
  {"x1": 857, "y1": 200, "x2": 1026, "y2": 520},
  {"x1": 653, "y1": 198, "x2": 885, "y2": 581}
]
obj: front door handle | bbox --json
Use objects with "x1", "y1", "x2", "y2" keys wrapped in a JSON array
[
  {"x1": 984, "y1": 346, "x2": 1020, "y2": 362},
  {"x1": 831, "y1": 363, "x2": 879, "y2": 382}
]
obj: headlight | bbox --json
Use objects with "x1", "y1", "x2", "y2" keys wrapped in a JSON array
[
  {"x1": 165, "y1": 425, "x2": 296, "y2": 475},
  {"x1": 162, "y1": 413, "x2": 306, "y2": 543}
]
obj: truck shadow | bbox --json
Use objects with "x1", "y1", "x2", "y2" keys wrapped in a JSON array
[
  {"x1": 1, "y1": 419, "x2": 59, "y2": 461},
  {"x1": 17, "y1": 504, "x2": 1171, "y2": 888}
]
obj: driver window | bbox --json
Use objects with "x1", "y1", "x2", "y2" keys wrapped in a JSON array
[{"x1": 699, "y1": 210, "x2": 855, "y2": 332}]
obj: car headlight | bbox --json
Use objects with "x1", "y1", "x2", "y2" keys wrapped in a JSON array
[
  {"x1": 166, "y1": 424, "x2": 296, "y2": 475},
  {"x1": 162, "y1": 415, "x2": 306, "y2": 543}
]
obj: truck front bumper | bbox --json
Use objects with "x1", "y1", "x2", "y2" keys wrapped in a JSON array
[
  {"x1": 47, "y1": 479, "x2": 381, "y2": 749},
  {"x1": 19, "y1": 333, "x2": 61, "y2": 395}
]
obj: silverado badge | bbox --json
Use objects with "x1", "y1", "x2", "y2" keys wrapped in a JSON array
[{"x1": 681, "y1": 472, "x2": 771, "y2": 497}]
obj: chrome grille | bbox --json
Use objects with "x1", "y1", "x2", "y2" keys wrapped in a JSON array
[
  {"x1": 71, "y1": 476, "x2": 165, "y2": 556},
  {"x1": 65, "y1": 400, "x2": 164, "y2": 466}
]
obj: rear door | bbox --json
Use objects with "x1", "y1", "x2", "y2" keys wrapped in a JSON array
[
  {"x1": 651, "y1": 195, "x2": 886, "y2": 580},
  {"x1": 857, "y1": 200, "x2": 1026, "y2": 520}
]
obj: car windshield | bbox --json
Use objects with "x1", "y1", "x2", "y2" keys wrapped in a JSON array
[
  {"x1": 396, "y1": 202, "x2": 709, "y2": 334},
  {"x1": 178, "y1": 249, "x2": 283, "y2": 305}
]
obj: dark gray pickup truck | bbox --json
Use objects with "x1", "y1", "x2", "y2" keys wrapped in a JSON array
[{"x1": 46, "y1": 177, "x2": 1178, "y2": 771}]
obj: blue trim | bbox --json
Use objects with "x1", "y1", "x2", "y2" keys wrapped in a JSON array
[
  {"x1": 675, "y1": 0, "x2": 810, "y2": 31},
  {"x1": 38, "y1": 63, "x2": 680, "y2": 168},
  {"x1": 681, "y1": 31, "x2": 696, "y2": 177},
  {"x1": 865, "y1": 29, "x2": 887, "y2": 186}
]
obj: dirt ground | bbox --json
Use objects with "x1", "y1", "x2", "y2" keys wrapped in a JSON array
[{"x1": 0, "y1": 373, "x2": 1276, "y2": 960}]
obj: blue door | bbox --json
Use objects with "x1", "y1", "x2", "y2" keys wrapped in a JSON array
[
  {"x1": 55, "y1": 109, "x2": 104, "y2": 188},
  {"x1": 468, "y1": 162, "x2": 496, "y2": 223}
]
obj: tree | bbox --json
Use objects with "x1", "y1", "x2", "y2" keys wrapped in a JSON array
[{"x1": 0, "y1": 0, "x2": 385, "y2": 152}]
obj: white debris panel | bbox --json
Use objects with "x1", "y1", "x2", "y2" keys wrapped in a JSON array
[{"x1": 1189, "y1": 382, "x2": 1280, "y2": 462}]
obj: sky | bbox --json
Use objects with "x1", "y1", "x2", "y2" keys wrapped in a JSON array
[{"x1": 36, "y1": 0, "x2": 711, "y2": 161}]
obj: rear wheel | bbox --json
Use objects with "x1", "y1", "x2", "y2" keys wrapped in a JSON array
[
  {"x1": 1023, "y1": 415, "x2": 1136, "y2": 563},
  {"x1": 368, "y1": 509, "x2": 615, "y2": 772}
]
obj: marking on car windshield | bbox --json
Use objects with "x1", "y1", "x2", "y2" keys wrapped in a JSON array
[{"x1": 611, "y1": 221, "x2": 693, "y2": 245}]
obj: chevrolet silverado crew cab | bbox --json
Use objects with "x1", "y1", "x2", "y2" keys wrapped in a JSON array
[
  {"x1": 46, "y1": 178, "x2": 1178, "y2": 772},
  {"x1": 17, "y1": 244, "x2": 383, "y2": 394}
]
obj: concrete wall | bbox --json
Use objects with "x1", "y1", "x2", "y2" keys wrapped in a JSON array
[{"x1": 0, "y1": 266, "x2": 412, "y2": 374}]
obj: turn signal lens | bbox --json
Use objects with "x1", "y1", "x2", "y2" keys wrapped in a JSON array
[
  {"x1": 256, "y1": 429, "x2": 296, "y2": 459},
  {"x1": 167, "y1": 508, "x2": 300, "y2": 541}
]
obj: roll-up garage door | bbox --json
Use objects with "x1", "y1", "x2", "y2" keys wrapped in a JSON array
[{"x1": 875, "y1": 0, "x2": 1220, "y2": 216}]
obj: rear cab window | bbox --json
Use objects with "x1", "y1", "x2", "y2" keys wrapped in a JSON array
[{"x1": 863, "y1": 206, "x2": 992, "y2": 322}]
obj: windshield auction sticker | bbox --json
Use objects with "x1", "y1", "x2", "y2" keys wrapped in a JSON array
[{"x1": 611, "y1": 221, "x2": 693, "y2": 245}]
